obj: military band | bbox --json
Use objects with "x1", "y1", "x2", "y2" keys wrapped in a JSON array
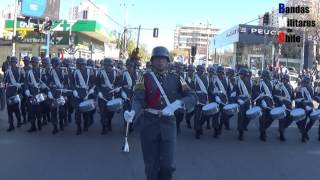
[{"x1": 2, "y1": 53, "x2": 320, "y2": 145}]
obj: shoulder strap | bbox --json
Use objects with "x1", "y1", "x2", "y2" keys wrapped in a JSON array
[{"x1": 150, "y1": 72, "x2": 170, "y2": 105}]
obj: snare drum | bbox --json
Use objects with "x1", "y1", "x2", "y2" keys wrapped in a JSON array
[
  {"x1": 107, "y1": 98, "x2": 123, "y2": 112},
  {"x1": 270, "y1": 106, "x2": 286, "y2": 120},
  {"x1": 202, "y1": 102, "x2": 219, "y2": 116},
  {"x1": 79, "y1": 99, "x2": 96, "y2": 112},
  {"x1": 7, "y1": 95, "x2": 21, "y2": 106},
  {"x1": 246, "y1": 106, "x2": 262, "y2": 120},
  {"x1": 310, "y1": 109, "x2": 320, "y2": 121},
  {"x1": 223, "y1": 103, "x2": 239, "y2": 115},
  {"x1": 290, "y1": 108, "x2": 306, "y2": 121}
]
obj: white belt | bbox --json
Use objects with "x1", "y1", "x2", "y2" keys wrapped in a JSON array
[
  {"x1": 196, "y1": 91, "x2": 207, "y2": 94},
  {"x1": 145, "y1": 108, "x2": 162, "y2": 115}
]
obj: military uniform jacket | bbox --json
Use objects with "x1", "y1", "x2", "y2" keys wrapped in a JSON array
[
  {"x1": 209, "y1": 75, "x2": 228, "y2": 104},
  {"x1": 121, "y1": 70, "x2": 137, "y2": 100},
  {"x1": 25, "y1": 67, "x2": 42, "y2": 96},
  {"x1": 20, "y1": 66, "x2": 31, "y2": 94},
  {"x1": 48, "y1": 68, "x2": 68, "y2": 98},
  {"x1": 131, "y1": 71, "x2": 196, "y2": 140},
  {"x1": 295, "y1": 85, "x2": 314, "y2": 108},
  {"x1": 273, "y1": 83, "x2": 294, "y2": 108},
  {"x1": 257, "y1": 80, "x2": 274, "y2": 107},
  {"x1": 96, "y1": 69, "x2": 122, "y2": 100},
  {"x1": 72, "y1": 68, "x2": 95, "y2": 100},
  {"x1": 4, "y1": 67, "x2": 22, "y2": 98},
  {"x1": 193, "y1": 73, "x2": 209, "y2": 105}
]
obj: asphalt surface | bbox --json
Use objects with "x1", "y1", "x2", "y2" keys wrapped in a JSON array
[{"x1": 0, "y1": 110, "x2": 320, "y2": 180}]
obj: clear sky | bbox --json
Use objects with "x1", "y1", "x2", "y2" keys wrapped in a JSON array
[{"x1": 0, "y1": 0, "x2": 285, "y2": 52}]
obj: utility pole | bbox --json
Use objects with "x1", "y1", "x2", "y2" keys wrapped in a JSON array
[{"x1": 12, "y1": 0, "x2": 19, "y2": 56}]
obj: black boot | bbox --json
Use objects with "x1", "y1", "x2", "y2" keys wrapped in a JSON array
[
  {"x1": 28, "y1": 123, "x2": 36, "y2": 133},
  {"x1": 59, "y1": 121, "x2": 64, "y2": 131},
  {"x1": 7, "y1": 123, "x2": 15, "y2": 132},
  {"x1": 176, "y1": 124, "x2": 181, "y2": 135},
  {"x1": 260, "y1": 131, "x2": 266, "y2": 142},
  {"x1": 206, "y1": 120, "x2": 211, "y2": 130},
  {"x1": 17, "y1": 119, "x2": 22, "y2": 128},
  {"x1": 305, "y1": 133, "x2": 310, "y2": 141},
  {"x1": 279, "y1": 131, "x2": 286, "y2": 142},
  {"x1": 107, "y1": 121, "x2": 112, "y2": 131},
  {"x1": 301, "y1": 133, "x2": 307, "y2": 143},
  {"x1": 129, "y1": 123, "x2": 134, "y2": 134},
  {"x1": 52, "y1": 125, "x2": 58, "y2": 134},
  {"x1": 37, "y1": 121, "x2": 42, "y2": 131},
  {"x1": 22, "y1": 116, "x2": 27, "y2": 125},
  {"x1": 101, "y1": 125, "x2": 107, "y2": 135},
  {"x1": 238, "y1": 131, "x2": 244, "y2": 141},
  {"x1": 195, "y1": 130, "x2": 201, "y2": 139},
  {"x1": 213, "y1": 128, "x2": 220, "y2": 138}
]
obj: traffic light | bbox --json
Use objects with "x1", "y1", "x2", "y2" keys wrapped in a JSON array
[
  {"x1": 44, "y1": 20, "x2": 52, "y2": 31},
  {"x1": 153, "y1": 28, "x2": 159, "y2": 38},
  {"x1": 263, "y1": 12, "x2": 269, "y2": 25},
  {"x1": 34, "y1": 24, "x2": 40, "y2": 32},
  {"x1": 191, "y1": 45, "x2": 197, "y2": 56}
]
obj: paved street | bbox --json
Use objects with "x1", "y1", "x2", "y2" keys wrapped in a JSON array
[{"x1": 0, "y1": 110, "x2": 320, "y2": 180}]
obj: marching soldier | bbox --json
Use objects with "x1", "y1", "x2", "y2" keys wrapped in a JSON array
[
  {"x1": 210, "y1": 66, "x2": 230, "y2": 138},
  {"x1": 2, "y1": 56, "x2": 11, "y2": 74},
  {"x1": 194, "y1": 64, "x2": 209, "y2": 139},
  {"x1": 20, "y1": 56, "x2": 31, "y2": 124},
  {"x1": 121, "y1": 59, "x2": 137, "y2": 133},
  {"x1": 124, "y1": 46, "x2": 196, "y2": 180},
  {"x1": 273, "y1": 74, "x2": 294, "y2": 141},
  {"x1": 25, "y1": 57, "x2": 43, "y2": 132},
  {"x1": 87, "y1": 59, "x2": 97, "y2": 127},
  {"x1": 96, "y1": 58, "x2": 122, "y2": 134},
  {"x1": 184, "y1": 64, "x2": 196, "y2": 129},
  {"x1": 3, "y1": 56, "x2": 22, "y2": 131},
  {"x1": 40, "y1": 57, "x2": 51, "y2": 125},
  {"x1": 62, "y1": 59, "x2": 75, "y2": 124},
  {"x1": 72, "y1": 58, "x2": 96, "y2": 135},
  {"x1": 295, "y1": 76, "x2": 314, "y2": 142},
  {"x1": 235, "y1": 68, "x2": 252, "y2": 140},
  {"x1": 47, "y1": 57, "x2": 67, "y2": 134},
  {"x1": 256, "y1": 70, "x2": 275, "y2": 141},
  {"x1": 174, "y1": 62, "x2": 185, "y2": 134}
]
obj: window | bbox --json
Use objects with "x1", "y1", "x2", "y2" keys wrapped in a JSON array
[{"x1": 83, "y1": 10, "x2": 88, "y2": 19}]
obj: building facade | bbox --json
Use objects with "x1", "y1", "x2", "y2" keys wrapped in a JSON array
[
  {"x1": 174, "y1": 22, "x2": 219, "y2": 58},
  {"x1": 1, "y1": 19, "x2": 114, "y2": 62},
  {"x1": 210, "y1": 24, "x2": 311, "y2": 71}
]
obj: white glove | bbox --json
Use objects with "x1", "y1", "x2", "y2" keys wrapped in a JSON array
[
  {"x1": 261, "y1": 100, "x2": 267, "y2": 108},
  {"x1": 114, "y1": 87, "x2": 121, "y2": 93},
  {"x1": 124, "y1": 110, "x2": 135, "y2": 123},
  {"x1": 237, "y1": 99, "x2": 244, "y2": 105},
  {"x1": 98, "y1": 92, "x2": 104, "y2": 99},
  {"x1": 230, "y1": 92, "x2": 236, "y2": 97},
  {"x1": 73, "y1": 90, "x2": 79, "y2": 98},
  {"x1": 48, "y1": 91, "x2": 53, "y2": 99},
  {"x1": 25, "y1": 90, "x2": 30, "y2": 97},
  {"x1": 88, "y1": 88, "x2": 94, "y2": 95},
  {"x1": 170, "y1": 100, "x2": 183, "y2": 111},
  {"x1": 215, "y1": 96, "x2": 222, "y2": 104},
  {"x1": 162, "y1": 104, "x2": 175, "y2": 116},
  {"x1": 121, "y1": 91, "x2": 128, "y2": 100}
]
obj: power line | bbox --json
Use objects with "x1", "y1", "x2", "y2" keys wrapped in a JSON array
[{"x1": 86, "y1": 0, "x2": 125, "y2": 28}]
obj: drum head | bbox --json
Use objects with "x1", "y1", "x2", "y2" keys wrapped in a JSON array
[
  {"x1": 290, "y1": 108, "x2": 306, "y2": 121},
  {"x1": 223, "y1": 103, "x2": 239, "y2": 110},
  {"x1": 310, "y1": 109, "x2": 320, "y2": 121},
  {"x1": 270, "y1": 107, "x2": 286, "y2": 120},
  {"x1": 202, "y1": 102, "x2": 218, "y2": 111}
]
